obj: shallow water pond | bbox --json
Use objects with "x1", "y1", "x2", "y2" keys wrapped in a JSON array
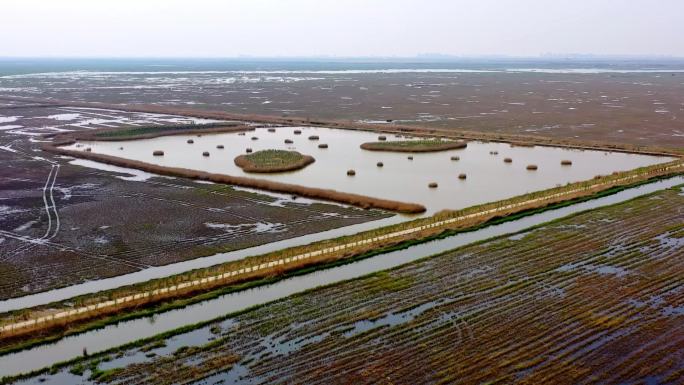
[{"x1": 64, "y1": 126, "x2": 671, "y2": 213}]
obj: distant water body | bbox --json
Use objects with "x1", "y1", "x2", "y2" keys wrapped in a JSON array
[{"x1": 1, "y1": 57, "x2": 684, "y2": 76}]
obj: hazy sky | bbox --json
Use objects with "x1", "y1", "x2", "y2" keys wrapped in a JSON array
[{"x1": 2, "y1": 0, "x2": 683, "y2": 58}]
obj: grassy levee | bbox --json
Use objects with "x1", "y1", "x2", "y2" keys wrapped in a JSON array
[
  {"x1": 360, "y1": 140, "x2": 467, "y2": 152},
  {"x1": 2, "y1": 183, "x2": 683, "y2": 385},
  {"x1": 43, "y1": 142, "x2": 426, "y2": 214},
  {"x1": 1, "y1": 158, "x2": 681, "y2": 353},
  {"x1": 73, "y1": 123, "x2": 255, "y2": 141}
]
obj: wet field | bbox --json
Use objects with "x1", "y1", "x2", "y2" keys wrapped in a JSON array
[
  {"x1": 2, "y1": 61, "x2": 684, "y2": 148},
  {"x1": 6, "y1": 180, "x2": 682, "y2": 384}
]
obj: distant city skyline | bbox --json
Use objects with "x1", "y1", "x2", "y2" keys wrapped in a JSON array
[{"x1": 2, "y1": 0, "x2": 684, "y2": 58}]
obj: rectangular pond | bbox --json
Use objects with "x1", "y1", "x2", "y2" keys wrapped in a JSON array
[{"x1": 63, "y1": 126, "x2": 673, "y2": 213}]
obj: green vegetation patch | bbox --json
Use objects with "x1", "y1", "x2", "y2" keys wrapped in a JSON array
[
  {"x1": 360, "y1": 139, "x2": 467, "y2": 152},
  {"x1": 234, "y1": 149, "x2": 315, "y2": 173},
  {"x1": 94, "y1": 122, "x2": 237, "y2": 139}
]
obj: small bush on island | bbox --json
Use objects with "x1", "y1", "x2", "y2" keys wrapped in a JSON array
[
  {"x1": 152, "y1": 150, "x2": 164, "y2": 156},
  {"x1": 234, "y1": 149, "x2": 315, "y2": 173},
  {"x1": 527, "y1": 164, "x2": 538, "y2": 170},
  {"x1": 361, "y1": 139, "x2": 467, "y2": 153}
]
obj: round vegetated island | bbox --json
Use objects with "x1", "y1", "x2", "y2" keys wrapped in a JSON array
[
  {"x1": 234, "y1": 149, "x2": 315, "y2": 173},
  {"x1": 360, "y1": 139, "x2": 467, "y2": 152}
]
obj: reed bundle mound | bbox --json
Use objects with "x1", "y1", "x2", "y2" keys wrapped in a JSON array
[
  {"x1": 294, "y1": 130, "x2": 302, "y2": 135},
  {"x1": 527, "y1": 164, "x2": 538, "y2": 170},
  {"x1": 459, "y1": 173, "x2": 467, "y2": 180},
  {"x1": 152, "y1": 150, "x2": 164, "y2": 156},
  {"x1": 561, "y1": 160, "x2": 573, "y2": 166},
  {"x1": 451, "y1": 156, "x2": 460, "y2": 161},
  {"x1": 318, "y1": 143, "x2": 328, "y2": 149},
  {"x1": 308, "y1": 135, "x2": 319, "y2": 140},
  {"x1": 347, "y1": 169, "x2": 356, "y2": 176},
  {"x1": 187, "y1": 139, "x2": 194, "y2": 144},
  {"x1": 202, "y1": 151, "x2": 210, "y2": 157},
  {"x1": 361, "y1": 140, "x2": 467, "y2": 153},
  {"x1": 504, "y1": 157, "x2": 512, "y2": 163},
  {"x1": 217, "y1": 144, "x2": 224, "y2": 149},
  {"x1": 428, "y1": 182, "x2": 438, "y2": 188},
  {"x1": 234, "y1": 150, "x2": 315, "y2": 173},
  {"x1": 284, "y1": 139, "x2": 293, "y2": 144},
  {"x1": 377, "y1": 162, "x2": 384, "y2": 167}
]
